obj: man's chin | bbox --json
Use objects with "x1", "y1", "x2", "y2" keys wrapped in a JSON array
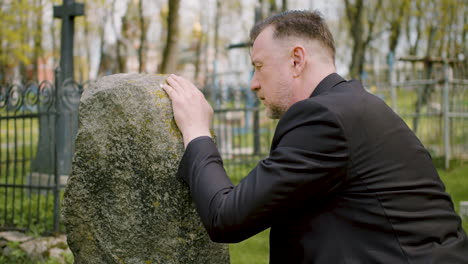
[{"x1": 266, "y1": 107, "x2": 284, "y2": 120}]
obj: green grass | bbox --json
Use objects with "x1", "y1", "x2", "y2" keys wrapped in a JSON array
[
  {"x1": 439, "y1": 162, "x2": 468, "y2": 232},
  {"x1": 1, "y1": 94, "x2": 467, "y2": 263},
  {"x1": 0, "y1": 117, "x2": 39, "y2": 162},
  {"x1": 377, "y1": 86, "x2": 467, "y2": 149},
  {"x1": 229, "y1": 229, "x2": 270, "y2": 264},
  {"x1": 0, "y1": 186, "x2": 64, "y2": 235},
  {"x1": 0, "y1": 239, "x2": 74, "y2": 264},
  {"x1": 2, "y1": 162, "x2": 465, "y2": 264}
]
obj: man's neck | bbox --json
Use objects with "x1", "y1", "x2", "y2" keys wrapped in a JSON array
[{"x1": 301, "y1": 67, "x2": 336, "y2": 99}]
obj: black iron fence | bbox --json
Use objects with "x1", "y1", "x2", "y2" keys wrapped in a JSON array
[
  {"x1": 0, "y1": 73, "x2": 85, "y2": 234},
  {"x1": 0, "y1": 74, "x2": 276, "y2": 234},
  {"x1": 362, "y1": 60, "x2": 468, "y2": 167},
  {"x1": 212, "y1": 107, "x2": 277, "y2": 183},
  {"x1": 0, "y1": 63, "x2": 466, "y2": 234}
]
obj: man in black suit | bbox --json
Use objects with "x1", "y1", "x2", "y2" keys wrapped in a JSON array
[{"x1": 162, "y1": 10, "x2": 468, "y2": 263}]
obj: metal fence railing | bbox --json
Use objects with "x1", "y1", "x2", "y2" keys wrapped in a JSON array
[
  {"x1": 212, "y1": 107, "x2": 277, "y2": 183},
  {"x1": 363, "y1": 60, "x2": 467, "y2": 168},
  {"x1": 0, "y1": 75, "x2": 84, "y2": 234},
  {"x1": 0, "y1": 61, "x2": 466, "y2": 234}
]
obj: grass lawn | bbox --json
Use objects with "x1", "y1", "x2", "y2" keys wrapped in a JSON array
[
  {"x1": 439, "y1": 163, "x2": 468, "y2": 232},
  {"x1": 228, "y1": 163, "x2": 468, "y2": 264},
  {"x1": 1, "y1": 97, "x2": 467, "y2": 263},
  {"x1": 229, "y1": 229, "x2": 270, "y2": 264}
]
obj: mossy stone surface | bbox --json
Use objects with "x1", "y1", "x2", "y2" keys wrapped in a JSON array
[{"x1": 62, "y1": 73, "x2": 229, "y2": 264}]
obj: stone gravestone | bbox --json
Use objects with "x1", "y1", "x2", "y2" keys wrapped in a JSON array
[{"x1": 62, "y1": 73, "x2": 229, "y2": 264}]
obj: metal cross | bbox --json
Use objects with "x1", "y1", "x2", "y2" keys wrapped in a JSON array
[{"x1": 53, "y1": 0, "x2": 85, "y2": 81}]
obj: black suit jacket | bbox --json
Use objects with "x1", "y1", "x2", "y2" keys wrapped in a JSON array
[{"x1": 177, "y1": 73, "x2": 468, "y2": 263}]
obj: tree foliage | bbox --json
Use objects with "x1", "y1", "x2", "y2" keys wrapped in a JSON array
[
  {"x1": 342, "y1": 0, "x2": 466, "y2": 79},
  {"x1": 1, "y1": 0, "x2": 465, "y2": 84},
  {"x1": 0, "y1": 0, "x2": 40, "y2": 82}
]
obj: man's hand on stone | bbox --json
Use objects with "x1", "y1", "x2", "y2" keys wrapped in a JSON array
[{"x1": 162, "y1": 74, "x2": 213, "y2": 148}]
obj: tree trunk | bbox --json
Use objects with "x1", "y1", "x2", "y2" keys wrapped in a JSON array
[
  {"x1": 0, "y1": 38, "x2": 4, "y2": 83},
  {"x1": 160, "y1": 0, "x2": 181, "y2": 74},
  {"x1": 345, "y1": 0, "x2": 364, "y2": 78},
  {"x1": 412, "y1": 26, "x2": 437, "y2": 133},
  {"x1": 97, "y1": 14, "x2": 109, "y2": 76},
  {"x1": 211, "y1": 0, "x2": 221, "y2": 103},
  {"x1": 0, "y1": 4, "x2": 3, "y2": 83},
  {"x1": 202, "y1": 6, "x2": 210, "y2": 89},
  {"x1": 111, "y1": 0, "x2": 126, "y2": 73},
  {"x1": 349, "y1": 34, "x2": 365, "y2": 79},
  {"x1": 193, "y1": 9, "x2": 203, "y2": 83},
  {"x1": 138, "y1": 0, "x2": 146, "y2": 73},
  {"x1": 256, "y1": 0, "x2": 265, "y2": 21},
  {"x1": 407, "y1": 9, "x2": 422, "y2": 56},
  {"x1": 463, "y1": 4, "x2": 468, "y2": 74},
  {"x1": 116, "y1": 36, "x2": 125, "y2": 73},
  {"x1": 194, "y1": 34, "x2": 203, "y2": 82},
  {"x1": 344, "y1": 0, "x2": 382, "y2": 79},
  {"x1": 388, "y1": 0, "x2": 408, "y2": 55},
  {"x1": 33, "y1": 0, "x2": 43, "y2": 82},
  {"x1": 83, "y1": 0, "x2": 92, "y2": 79},
  {"x1": 19, "y1": 2, "x2": 28, "y2": 80},
  {"x1": 269, "y1": 0, "x2": 278, "y2": 14},
  {"x1": 282, "y1": 0, "x2": 288, "y2": 11}
]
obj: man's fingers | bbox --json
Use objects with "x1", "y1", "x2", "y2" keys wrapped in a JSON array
[
  {"x1": 173, "y1": 75, "x2": 190, "y2": 88},
  {"x1": 161, "y1": 84, "x2": 177, "y2": 100},
  {"x1": 163, "y1": 74, "x2": 204, "y2": 103},
  {"x1": 170, "y1": 74, "x2": 201, "y2": 95},
  {"x1": 166, "y1": 74, "x2": 184, "y2": 93},
  {"x1": 177, "y1": 75, "x2": 200, "y2": 93}
]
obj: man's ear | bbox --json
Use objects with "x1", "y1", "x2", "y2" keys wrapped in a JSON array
[{"x1": 291, "y1": 45, "x2": 307, "y2": 78}]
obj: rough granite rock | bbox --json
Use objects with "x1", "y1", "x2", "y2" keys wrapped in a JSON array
[{"x1": 62, "y1": 73, "x2": 229, "y2": 264}]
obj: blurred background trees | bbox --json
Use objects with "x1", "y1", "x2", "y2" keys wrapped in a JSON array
[{"x1": 0, "y1": 0, "x2": 466, "y2": 85}]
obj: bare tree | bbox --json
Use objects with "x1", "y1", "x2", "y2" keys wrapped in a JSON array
[
  {"x1": 344, "y1": 0, "x2": 384, "y2": 79},
  {"x1": 409, "y1": 0, "x2": 465, "y2": 132},
  {"x1": 383, "y1": 0, "x2": 409, "y2": 56},
  {"x1": 269, "y1": 0, "x2": 278, "y2": 14},
  {"x1": 32, "y1": 0, "x2": 44, "y2": 82},
  {"x1": 282, "y1": 0, "x2": 288, "y2": 11},
  {"x1": 193, "y1": 7, "x2": 204, "y2": 83},
  {"x1": 201, "y1": 1, "x2": 211, "y2": 89},
  {"x1": 98, "y1": 0, "x2": 126, "y2": 74},
  {"x1": 160, "y1": 0, "x2": 181, "y2": 74},
  {"x1": 98, "y1": 0, "x2": 112, "y2": 75},
  {"x1": 405, "y1": 1, "x2": 424, "y2": 56},
  {"x1": 258, "y1": 0, "x2": 285, "y2": 17},
  {"x1": 114, "y1": 0, "x2": 126, "y2": 73},
  {"x1": 463, "y1": 2, "x2": 468, "y2": 74},
  {"x1": 137, "y1": 0, "x2": 147, "y2": 72}
]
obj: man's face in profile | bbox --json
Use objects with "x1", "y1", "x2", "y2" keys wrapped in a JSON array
[{"x1": 250, "y1": 26, "x2": 293, "y2": 119}]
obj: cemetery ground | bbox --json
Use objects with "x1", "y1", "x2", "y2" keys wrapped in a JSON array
[
  {"x1": 1, "y1": 84, "x2": 467, "y2": 263},
  {"x1": 0, "y1": 154, "x2": 467, "y2": 263},
  {"x1": 228, "y1": 160, "x2": 468, "y2": 264}
]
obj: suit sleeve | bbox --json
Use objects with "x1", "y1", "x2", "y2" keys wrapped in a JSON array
[{"x1": 177, "y1": 101, "x2": 349, "y2": 243}]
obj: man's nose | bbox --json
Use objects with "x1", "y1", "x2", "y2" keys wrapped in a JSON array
[{"x1": 250, "y1": 73, "x2": 260, "y2": 92}]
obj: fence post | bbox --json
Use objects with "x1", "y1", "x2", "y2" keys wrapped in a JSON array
[
  {"x1": 253, "y1": 103, "x2": 260, "y2": 155},
  {"x1": 53, "y1": 68, "x2": 62, "y2": 233},
  {"x1": 443, "y1": 60, "x2": 451, "y2": 170},
  {"x1": 387, "y1": 52, "x2": 397, "y2": 112}
]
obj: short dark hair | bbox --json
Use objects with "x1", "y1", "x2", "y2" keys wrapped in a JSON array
[{"x1": 249, "y1": 10, "x2": 335, "y2": 61}]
